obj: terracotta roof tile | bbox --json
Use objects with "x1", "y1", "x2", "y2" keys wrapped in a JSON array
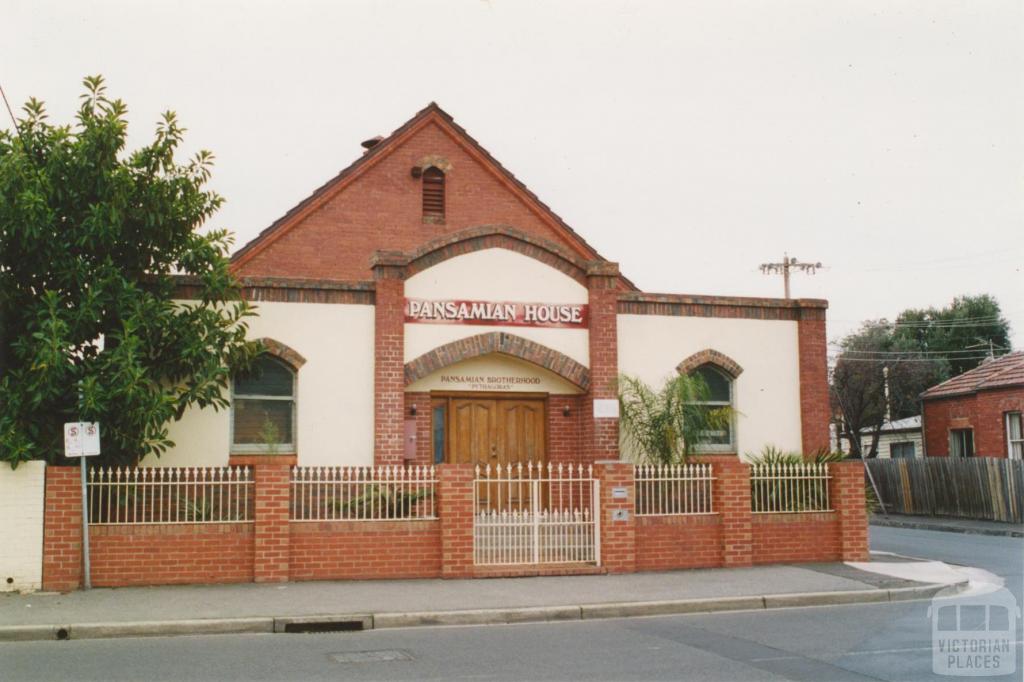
[{"x1": 921, "y1": 351, "x2": 1024, "y2": 399}]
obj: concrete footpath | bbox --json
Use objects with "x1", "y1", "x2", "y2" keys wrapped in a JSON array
[
  {"x1": 870, "y1": 513, "x2": 1024, "y2": 538},
  {"x1": 0, "y1": 558, "x2": 964, "y2": 642}
]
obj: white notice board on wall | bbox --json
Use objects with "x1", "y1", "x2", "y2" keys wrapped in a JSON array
[{"x1": 593, "y1": 399, "x2": 619, "y2": 419}]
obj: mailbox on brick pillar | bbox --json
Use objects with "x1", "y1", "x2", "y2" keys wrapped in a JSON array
[
  {"x1": 585, "y1": 261, "x2": 620, "y2": 463},
  {"x1": 371, "y1": 250, "x2": 407, "y2": 466},
  {"x1": 595, "y1": 461, "x2": 636, "y2": 573}
]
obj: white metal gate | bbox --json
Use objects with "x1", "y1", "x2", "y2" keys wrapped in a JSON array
[{"x1": 473, "y1": 462, "x2": 600, "y2": 566}]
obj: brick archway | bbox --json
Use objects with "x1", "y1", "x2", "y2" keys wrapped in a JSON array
[
  {"x1": 676, "y1": 349, "x2": 743, "y2": 378},
  {"x1": 404, "y1": 332, "x2": 590, "y2": 390},
  {"x1": 257, "y1": 337, "x2": 307, "y2": 370},
  {"x1": 401, "y1": 225, "x2": 591, "y2": 285}
]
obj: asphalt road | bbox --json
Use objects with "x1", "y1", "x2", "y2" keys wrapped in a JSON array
[
  {"x1": 869, "y1": 525, "x2": 1023, "y2": 602},
  {"x1": 1, "y1": 527, "x2": 1020, "y2": 682}
]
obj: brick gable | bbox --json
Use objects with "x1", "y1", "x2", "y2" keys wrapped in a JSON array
[{"x1": 233, "y1": 106, "x2": 612, "y2": 281}]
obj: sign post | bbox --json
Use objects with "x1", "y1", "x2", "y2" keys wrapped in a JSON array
[{"x1": 64, "y1": 422, "x2": 100, "y2": 590}]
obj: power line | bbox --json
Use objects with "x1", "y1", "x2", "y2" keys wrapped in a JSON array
[
  {"x1": 829, "y1": 347, "x2": 1010, "y2": 356},
  {"x1": 828, "y1": 356, "x2": 997, "y2": 364}
]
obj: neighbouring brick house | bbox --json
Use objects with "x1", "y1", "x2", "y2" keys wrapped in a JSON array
[{"x1": 921, "y1": 351, "x2": 1024, "y2": 459}]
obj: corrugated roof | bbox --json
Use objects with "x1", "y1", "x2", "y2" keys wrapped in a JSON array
[
  {"x1": 921, "y1": 351, "x2": 1024, "y2": 399},
  {"x1": 858, "y1": 415, "x2": 921, "y2": 434}
]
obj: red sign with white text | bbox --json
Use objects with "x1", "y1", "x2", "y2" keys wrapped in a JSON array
[{"x1": 405, "y1": 298, "x2": 588, "y2": 328}]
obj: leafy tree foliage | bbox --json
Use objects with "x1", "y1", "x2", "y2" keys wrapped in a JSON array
[
  {"x1": 830, "y1": 295, "x2": 1011, "y2": 457},
  {"x1": 830, "y1": 324, "x2": 943, "y2": 458},
  {"x1": 0, "y1": 76, "x2": 260, "y2": 467},
  {"x1": 619, "y1": 373, "x2": 732, "y2": 464},
  {"x1": 891, "y1": 295, "x2": 1011, "y2": 376}
]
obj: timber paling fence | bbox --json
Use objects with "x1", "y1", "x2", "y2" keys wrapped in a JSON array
[{"x1": 865, "y1": 458, "x2": 1023, "y2": 523}]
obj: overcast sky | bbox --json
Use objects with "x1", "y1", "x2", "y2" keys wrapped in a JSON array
[{"x1": 6, "y1": 0, "x2": 1022, "y2": 353}]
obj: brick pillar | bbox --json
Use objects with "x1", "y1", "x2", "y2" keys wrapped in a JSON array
[
  {"x1": 253, "y1": 464, "x2": 291, "y2": 583},
  {"x1": 372, "y1": 251, "x2": 407, "y2": 466},
  {"x1": 830, "y1": 461, "x2": 869, "y2": 561},
  {"x1": 42, "y1": 466, "x2": 83, "y2": 592},
  {"x1": 797, "y1": 302, "x2": 831, "y2": 455},
  {"x1": 595, "y1": 461, "x2": 635, "y2": 574},
  {"x1": 715, "y1": 460, "x2": 752, "y2": 567},
  {"x1": 438, "y1": 463, "x2": 475, "y2": 578},
  {"x1": 584, "y1": 261, "x2": 620, "y2": 462}
]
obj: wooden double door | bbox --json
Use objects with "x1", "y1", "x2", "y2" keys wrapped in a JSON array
[{"x1": 438, "y1": 396, "x2": 547, "y2": 466}]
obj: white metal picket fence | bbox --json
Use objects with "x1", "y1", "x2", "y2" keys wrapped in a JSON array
[
  {"x1": 473, "y1": 462, "x2": 599, "y2": 566},
  {"x1": 634, "y1": 463, "x2": 715, "y2": 515},
  {"x1": 290, "y1": 466, "x2": 437, "y2": 521},
  {"x1": 87, "y1": 467, "x2": 254, "y2": 524},
  {"x1": 750, "y1": 462, "x2": 832, "y2": 513}
]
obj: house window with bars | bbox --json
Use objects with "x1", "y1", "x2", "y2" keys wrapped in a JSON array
[{"x1": 422, "y1": 166, "x2": 445, "y2": 222}]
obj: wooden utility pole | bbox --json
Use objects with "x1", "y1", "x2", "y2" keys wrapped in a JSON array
[{"x1": 759, "y1": 253, "x2": 823, "y2": 298}]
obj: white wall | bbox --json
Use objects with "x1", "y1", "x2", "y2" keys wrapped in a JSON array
[
  {"x1": 861, "y1": 431, "x2": 924, "y2": 459},
  {"x1": 404, "y1": 248, "x2": 590, "y2": 366},
  {"x1": 617, "y1": 314, "x2": 803, "y2": 460},
  {"x1": 152, "y1": 301, "x2": 376, "y2": 467},
  {"x1": 0, "y1": 460, "x2": 45, "y2": 593}
]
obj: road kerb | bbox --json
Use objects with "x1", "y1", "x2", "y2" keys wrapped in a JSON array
[
  {"x1": 0, "y1": 625, "x2": 69, "y2": 642},
  {"x1": 69, "y1": 618, "x2": 273, "y2": 640},
  {"x1": 580, "y1": 596, "x2": 765, "y2": 620},
  {"x1": 888, "y1": 580, "x2": 969, "y2": 602},
  {"x1": 0, "y1": 582, "x2": 970, "y2": 642},
  {"x1": 373, "y1": 606, "x2": 581, "y2": 629},
  {"x1": 763, "y1": 589, "x2": 889, "y2": 609}
]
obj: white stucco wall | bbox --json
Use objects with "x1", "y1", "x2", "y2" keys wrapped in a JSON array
[
  {"x1": 0, "y1": 460, "x2": 45, "y2": 592},
  {"x1": 152, "y1": 301, "x2": 375, "y2": 467},
  {"x1": 404, "y1": 248, "x2": 590, "y2": 366},
  {"x1": 617, "y1": 315, "x2": 803, "y2": 459},
  {"x1": 861, "y1": 431, "x2": 924, "y2": 459}
]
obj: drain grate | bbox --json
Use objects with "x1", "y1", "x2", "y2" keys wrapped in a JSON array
[
  {"x1": 284, "y1": 620, "x2": 366, "y2": 633},
  {"x1": 275, "y1": 614, "x2": 373, "y2": 633},
  {"x1": 328, "y1": 649, "x2": 414, "y2": 664}
]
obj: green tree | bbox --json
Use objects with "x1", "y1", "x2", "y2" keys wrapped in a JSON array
[
  {"x1": 830, "y1": 323, "x2": 944, "y2": 458},
  {"x1": 0, "y1": 76, "x2": 261, "y2": 467},
  {"x1": 618, "y1": 373, "x2": 733, "y2": 464},
  {"x1": 891, "y1": 295, "x2": 1011, "y2": 376}
]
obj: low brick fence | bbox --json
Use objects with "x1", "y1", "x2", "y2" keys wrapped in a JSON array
[{"x1": 40, "y1": 460, "x2": 868, "y2": 591}]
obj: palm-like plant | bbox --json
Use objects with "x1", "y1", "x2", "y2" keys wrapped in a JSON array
[{"x1": 618, "y1": 373, "x2": 733, "y2": 464}]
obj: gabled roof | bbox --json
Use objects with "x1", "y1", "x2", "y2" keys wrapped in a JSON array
[
  {"x1": 921, "y1": 351, "x2": 1024, "y2": 399},
  {"x1": 231, "y1": 102, "x2": 634, "y2": 288}
]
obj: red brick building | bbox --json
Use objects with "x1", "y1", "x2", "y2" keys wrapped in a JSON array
[
  {"x1": 39, "y1": 105, "x2": 870, "y2": 592},
  {"x1": 163, "y1": 103, "x2": 832, "y2": 470},
  {"x1": 921, "y1": 352, "x2": 1024, "y2": 459}
]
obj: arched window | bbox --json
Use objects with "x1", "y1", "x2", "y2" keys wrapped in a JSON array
[
  {"x1": 231, "y1": 356, "x2": 296, "y2": 453},
  {"x1": 422, "y1": 166, "x2": 445, "y2": 222},
  {"x1": 690, "y1": 364, "x2": 734, "y2": 453}
]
